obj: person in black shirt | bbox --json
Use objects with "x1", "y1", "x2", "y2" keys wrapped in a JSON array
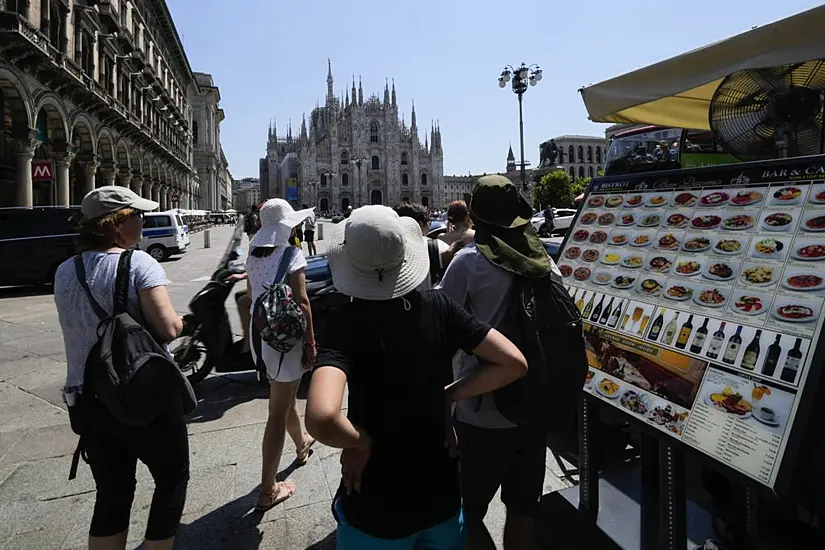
[{"x1": 305, "y1": 205, "x2": 527, "y2": 549}]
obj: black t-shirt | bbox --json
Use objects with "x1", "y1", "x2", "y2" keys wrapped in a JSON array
[{"x1": 315, "y1": 290, "x2": 490, "y2": 539}]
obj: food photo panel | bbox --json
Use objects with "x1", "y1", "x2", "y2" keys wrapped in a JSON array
[
  {"x1": 739, "y1": 261, "x2": 781, "y2": 289},
  {"x1": 617, "y1": 211, "x2": 639, "y2": 228},
  {"x1": 711, "y1": 236, "x2": 748, "y2": 257},
  {"x1": 749, "y1": 236, "x2": 791, "y2": 262},
  {"x1": 691, "y1": 213, "x2": 724, "y2": 231},
  {"x1": 579, "y1": 246, "x2": 602, "y2": 264},
  {"x1": 591, "y1": 268, "x2": 614, "y2": 287},
  {"x1": 618, "y1": 301, "x2": 658, "y2": 337},
  {"x1": 726, "y1": 289, "x2": 774, "y2": 323},
  {"x1": 646, "y1": 398, "x2": 691, "y2": 437},
  {"x1": 656, "y1": 230, "x2": 685, "y2": 252},
  {"x1": 646, "y1": 253, "x2": 676, "y2": 275},
  {"x1": 672, "y1": 191, "x2": 699, "y2": 208},
  {"x1": 629, "y1": 230, "x2": 656, "y2": 249},
  {"x1": 664, "y1": 210, "x2": 693, "y2": 230},
  {"x1": 673, "y1": 256, "x2": 705, "y2": 278},
  {"x1": 638, "y1": 212, "x2": 664, "y2": 229},
  {"x1": 588, "y1": 229, "x2": 610, "y2": 246},
  {"x1": 609, "y1": 230, "x2": 632, "y2": 247},
  {"x1": 789, "y1": 237, "x2": 825, "y2": 262},
  {"x1": 807, "y1": 183, "x2": 825, "y2": 206},
  {"x1": 767, "y1": 184, "x2": 809, "y2": 207},
  {"x1": 636, "y1": 273, "x2": 667, "y2": 301},
  {"x1": 728, "y1": 187, "x2": 767, "y2": 208},
  {"x1": 572, "y1": 264, "x2": 594, "y2": 284},
  {"x1": 720, "y1": 210, "x2": 760, "y2": 232},
  {"x1": 586, "y1": 194, "x2": 606, "y2": 209},
  {"x1": 697, "y1": 189, "x2": 732, "y2": 208},
  {"x1": 610, "y1": 272, "x2": 640, "y2": 294},
  {"x1": 799, "y1": 211, "x2": 825, "y2": 233},
  {"x1": 620, "y1": 251, "x2": 647, "y2": 270},
  {"x1": 767, "y1": 295, "x2": 823, "y2": 336},
  {"x1": 645, "y1": 192, "x2": 671, "y2": 209},
  {"x1": 691, "y1": 282, "x2": 732, "y2": 311},
  {"x1": 703, "y1": 258, "x2": 741, "y2": 284},
  {"x1": 759, "y1": 208, "x2": 802, "y2": 233},
  {"x1": 597, "y1": 211, "x2": 617, "y2": 227},
  {"x1": 604, "y1": 195, "x2": 625, "y2": 209},
  {"x1": 681, "y1": 234, "x2": 713, "y2": 254},
  {"x1": 780, "y1": 267, "x2": 825, "y2": 296},
  {"x1": 663, "y1": 279, "x2": 699, "y2": 304},
  {"x1": 624, "y1": 193, "x2": 645, "y2": 208},
  {"x1": 579, "y1": 211, "x2": 598, "y2": 226}
]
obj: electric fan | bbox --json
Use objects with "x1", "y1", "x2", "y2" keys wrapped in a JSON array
[{"x1": 709, "y1": 60, "x2": 825, "y2": 161}]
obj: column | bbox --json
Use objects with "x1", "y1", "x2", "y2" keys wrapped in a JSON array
[
  {"x1": 97, "y1": 164, "x2": 116, "y2": 187},
  {"x1": 158, "y1": 185, "x2": 167, "y2": 210},
  {"x1": 12, "y1": 137, "x2": 40, "y2": 207},
  {"x1": 131, "y1": 172, "x2": 142, "y2": 195},
  {"x1": 116, "y1": 171, "x2": 132, "y2": 189},
  {"x1": 80, "y1": 159, "x2": 100, "y2": 197},
  {"x1": 151, "y1": 181, "x2": 160, "y2": 203},
  {"x1": 52, "y1": 151, "x2": 75, "y2": 206},
  {"x1": 142, "y1": 179, "x2": 153, "y2": 202}
]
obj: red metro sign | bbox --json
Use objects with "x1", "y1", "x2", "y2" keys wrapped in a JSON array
[{"x1": 31, "y1": 161, "x2": 53, "y2": 181}]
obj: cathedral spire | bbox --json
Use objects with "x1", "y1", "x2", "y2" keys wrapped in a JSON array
[
  {"x1": 351, "y1": 75, "x2": 357, "y2": 107},
  {"x1": 326, "y1": 58, "x2": 334, "y2": 103},
  {"x1": 391, "y1": 78, "x2": 397, "y2": 107},
  {"x1": 411, "y1": 100, "x2": 417, "y2": 129},
  {"x1": 301, "y1": 114, "x2": 307, "y2": 140},
  {"x1": 358, "y1": 76, "x2": 363, "y2": 107},
  {"x1": 384, "y1": 78, "x2": 390, "y2": 105}
]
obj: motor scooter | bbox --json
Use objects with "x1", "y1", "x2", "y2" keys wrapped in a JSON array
[{"x1": 171, "y1": 217, "x2": 348, "y2": 387}]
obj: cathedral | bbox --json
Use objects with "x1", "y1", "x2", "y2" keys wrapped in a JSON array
[{"x1": 259, "y1": 61, "x2": 444, "y2": 212}]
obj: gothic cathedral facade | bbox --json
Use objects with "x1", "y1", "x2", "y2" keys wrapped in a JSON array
[{"x1": 260, "y1": 61, "x2": 444, "y2": 212}]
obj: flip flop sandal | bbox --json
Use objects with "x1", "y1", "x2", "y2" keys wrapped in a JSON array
[
  {"x1": 255, "y1": 481, "x2": 296, "y2": 512},
  {"x1": 296, "y1": 438, "x2": 317, "y2": 465}
]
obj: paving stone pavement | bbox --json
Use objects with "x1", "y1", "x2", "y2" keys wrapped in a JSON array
[{"x1": 0, "y1": 224, "x2": 574, "y2": 549}]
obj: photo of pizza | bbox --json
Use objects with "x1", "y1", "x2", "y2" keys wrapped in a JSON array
[
  {"x1": 782, "y1": 273, "x2": 825, "y2": 292},
  {"x1": 589, "y1": 231, "x2": 608, "y2": 244},
  {"x1": 582, "y1": 249, "x2": 600, "y2": 262},
  {"x1": 564, "y1": 246, "x2": 582, "y2": 260},
  {"x1": 598, "y1": 213, "x2": 616, "y2": 226},
  {"x1": 610, "y1": 233, "x2": 629, "y2": 246},
  {"x1": 574, "y1": 267, "x2": 592, "y2": 281},
  {"x1": 573, "y1": 229, "x2": 590, "y2": 242},
  {"x1": 802, "y1": 214, "x2": 825, "y2": 232},
  {"x1": 772, "y1": 303, "x2": 817, "y2": 323},
  {"x1": 580, "y1": 212, "x2": 598, "y2": 225},
  {"x1": 559, "y1": 265, "x2": 573, "y2": 278},
  {"x1": 588, "y1": 196, "x2": 605, "y2": 207}
]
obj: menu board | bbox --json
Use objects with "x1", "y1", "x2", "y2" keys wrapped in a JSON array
[{"x1": 560, "y1": 161, "x2": 825, "y2": 490}]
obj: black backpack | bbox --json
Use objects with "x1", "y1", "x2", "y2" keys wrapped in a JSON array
[
  {"x1": 427, "y1": 238, "x2": 445, "y2": 286},
  {"x1": 68, "y1": 251, "x2": 196, "y2": 479},
  {"x1": 493, "y1": 270, "x2": 588, "y2": 438}
]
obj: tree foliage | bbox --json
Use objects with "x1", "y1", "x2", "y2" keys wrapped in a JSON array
[{"x1": 534, "y1": 170, "x2": 593, "y2": 208}]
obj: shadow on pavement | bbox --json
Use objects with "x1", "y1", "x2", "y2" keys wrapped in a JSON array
[
  {"x1": 187, "y1": 372, "x2": 268, "y2": 425},
  {"x1": 0, "y1": 285, "x2": 54, "y2": 299},
  {"x1": 306, "y1": 530, "x2": 336, "y2": 549}
]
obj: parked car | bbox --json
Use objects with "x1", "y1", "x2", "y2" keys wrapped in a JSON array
[
  {"x1": 541, "y1": 237, "x2": 564, "y2": 261},
  {"x1": 0, "y1": 206, "x2": 80, "y2": 287},
  {"x1": 139, "y1": 211, "x2": 189, "y2": 261},
  {"x1": 531, "y1": 208, "x2": 578, "y2": 237}
]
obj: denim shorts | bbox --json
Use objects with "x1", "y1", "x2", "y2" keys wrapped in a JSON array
[{"x1": 334, "y1": 498, "x2": 465, "y2": 550}]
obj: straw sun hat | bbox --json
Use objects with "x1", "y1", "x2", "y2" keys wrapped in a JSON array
[
  {"x1": 326, "y1": 205, "x2": 429, "y2": 301},
  {"x1": 248, "y1": 198, "x2": 315, "y2": 248}
]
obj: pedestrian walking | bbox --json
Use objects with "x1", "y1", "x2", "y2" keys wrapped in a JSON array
[
  {"x1": 55, "y1": 186, "x2": 189, "y2": 550},
  {"x1": 245, "y1": 198, "x2": 318, "y2": 511},
  {"x1": 302, "y1": 205, "x2": 318, "y2": 256},
  {"x1": 438, "y1": 200, "x2": 475, "y2": 247},
  {"x1": 305, "y1": 205, "x2": 528, "y2": 550},
  {"x1": 440, "y1": 175, "x2": 566, "y2": 550}
]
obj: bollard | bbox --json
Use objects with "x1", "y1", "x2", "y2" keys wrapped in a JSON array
[
  {"x1": 317, "y1": 223, "x2": 323, "y2": 241},
  {"x1": 204, "y1": 229, "x2": 211, "y2": 248}
]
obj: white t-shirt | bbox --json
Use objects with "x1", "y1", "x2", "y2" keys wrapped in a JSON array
[
  {"x1": 416, "y1": 236, "x2": 450, "y2": 292},
  {"x1": 245, "y1": 245, "x2": 309, "y2": 382}
]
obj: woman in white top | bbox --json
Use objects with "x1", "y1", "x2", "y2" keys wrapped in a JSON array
[{"x1": 246, "y1": 199, "x2": 317, "y2": 511}]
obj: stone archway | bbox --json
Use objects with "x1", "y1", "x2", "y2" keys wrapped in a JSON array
[
  {"x1": 0, "y1": 68, "x2": 34, "y2": 206},
  {"x1": 114, "y1": 139, "x2": 131, "y2": 188},
  {"x1": 96, "y1": 130, "x2": 116, "y2": 187},
  {"x1": 341, "y1": 197, "x2": 350, "y2": 211},
  {"x1": 31, "y1": 100, "x2": 69, "y2": 205},
  {"x1": 319, "y1": 197, "x2": 329, "y2": 212},
  {"x1": 370, "y1": 189, "x2": 382, "y2": 205},
  {"x1": 69, "y1": 116, "x2": 95, "y2": 203}
]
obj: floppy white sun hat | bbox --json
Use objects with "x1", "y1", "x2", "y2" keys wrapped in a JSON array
[
  {"x1": 326, "y1": 205, "x2": 428, "y2": 300},
  {"x1": 249, "y1": 198, "x2": 315, "y2": 248}
]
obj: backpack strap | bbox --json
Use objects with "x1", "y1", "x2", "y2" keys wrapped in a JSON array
[
  {"x1": 113, "y1": 250, "x2": 134, "y2": 315},
  {"x1": 274, "y1": 246, "x2": 296, "y2": 284},
  {"x1": 427, "y1": 239, "x2": 440, "y2": 285},
  {"x1": 74, "y1": 254, "x2": 108, "y2": 321}
]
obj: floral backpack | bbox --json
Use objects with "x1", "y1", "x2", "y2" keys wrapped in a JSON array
[{"x1": 251, "y1": 246, "x2": 307, "y2": 376}]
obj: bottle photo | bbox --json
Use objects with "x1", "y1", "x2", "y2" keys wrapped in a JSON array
[
  {"x1": 690, "y1": 318, "x2": 710, "y2": 354},
  {"x1": 647, "y1": 308, "x2": 666, "y2": 341},
  {"x1": 590, "y1": 295, "x2": 605, "y2": 323},
  {"x1": 706, "y1": 321, "x2": 727, "y2": 360},
  {"x1": 781, "y1": 338, "x2": 803, "y2": 383},
  {"x1": 722, "y1": 325, "x2": 744, "y2": 365},
  {"x1": 600, "y1": 297, "x2": 615, "y2": 325},
  {"x1": 741, "y1": 330, "x2": 762, "y2": 370},
  {"x1": 576, "y1": 291, "x2": 587, "y2": 312},
  {"x1": 761, "y1": 335, "x2": 782, "y2": 377},
  {"x1": 582, "y1": 293, "x2": 596, "y2": 319},
  {"x1": 675, "y1": 314, "x2": 694, "y2": 349},
  {"x1": 608, "y1": 299, "x2": 623, "y2": 328},
  {"x1": 662, "y1": 312, "x2": 679, "y2": 345}
]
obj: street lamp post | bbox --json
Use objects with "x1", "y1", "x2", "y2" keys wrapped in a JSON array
[
  {"x1": 498, "y1": 63, "x2": 542, "y2": 195},
  {"x1": 351, "y1": 157, "x2": 365, "y2": 207}
]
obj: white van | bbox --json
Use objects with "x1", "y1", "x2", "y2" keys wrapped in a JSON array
[{"x1": 140, "y1": 211, "x2": 189, "y2": 261}]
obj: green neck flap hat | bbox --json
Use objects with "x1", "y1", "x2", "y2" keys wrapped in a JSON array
[{"x1": 470, "y1": 175, "x2": 553, "y2": 278}]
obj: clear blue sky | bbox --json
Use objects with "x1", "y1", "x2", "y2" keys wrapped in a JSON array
[{"x1": 167, "y1": 0, "x2": 822, "y2": 179}]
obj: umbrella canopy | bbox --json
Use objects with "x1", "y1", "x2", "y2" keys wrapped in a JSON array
[{"x1": 579, "y1": 5, "x2": 825, "y2": 130}]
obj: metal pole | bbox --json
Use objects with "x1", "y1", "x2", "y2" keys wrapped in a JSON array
[{"x1": 518, "y1": 92, "x2": 527, "y2": 192}]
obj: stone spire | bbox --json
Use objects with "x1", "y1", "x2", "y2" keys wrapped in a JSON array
[
  {"x1": 507, "y1": 143, "x2": 515, "y2": 162},
  {"x1": 391, "y1": 79, "x2": 397, "y2": 108},
  {"x1": 327, "y1": 59, "x2": 334, "y2": 103},
  {"x1": 358, "y1": 76, "x2": 363, "y2": 107},
  {"x1": 351, "y1": 75, "x2": 357, "y2": 107},
  {"x1": 301, "y1": 114, "x2": 307, "y2": 140},
  {"x1": 384, "y1": 79, "x2": 390, "y2": 105},
  {"x1": 411, "y1": 100, "x2": 417, "y2": 130}
]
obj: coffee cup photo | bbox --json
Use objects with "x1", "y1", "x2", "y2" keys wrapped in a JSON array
[{"x1": 758, "y1": 406, "x2": 777, "y2": 422}]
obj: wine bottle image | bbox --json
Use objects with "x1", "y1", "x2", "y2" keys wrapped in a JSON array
[
  {"x1": 590, "y1": 295, "x2": 605, "y2": 323},
  {"x1": 690, "y1": 318, "x2": 710, "y2": 354},
  {"x1": 722, "y1": 325, "x2": 744, "y2": 365},
  {"x1": 599, "y1": 297, "x2": 615, "y2": 324},
  {"x1": 781, "y1": 338, "x2": 803, "y2": 383},
  {"x1": 647, "y1": 308, "x2": 666, "y2": 341},
  {"x1": 571, "y1": 288, "x2": 579, "y2": 301},
  {"x1": 675, "y1": 314, "x2": 694, "y2": 349},
  {"x1": 608, "y1": 299, "x2": 624, "y2": 328},
  {"x1": 576, "y1": 291, "x2": 587, "y2": 312},
  {"x1": 761, "y1": 335, "x2": 782, "y2": 376},
  {"x1": 706, "y1": 321, "x2": 727, "y2": 360},
  {"x1": 740, "y1": 330, "x2": 762, "y2": 370},
  {"x1": 581, "y1": 293, "x2": 596, "y2": 319},
  {"x1": 661, "y1": 312, "x2": 679, "y2": 345}
]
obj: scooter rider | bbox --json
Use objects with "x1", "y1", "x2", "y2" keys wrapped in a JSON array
[{"x1": 233, "y1": 204, "x2": 263, "y2": 355}]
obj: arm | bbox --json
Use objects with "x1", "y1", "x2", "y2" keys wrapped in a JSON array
[
  {"x1": 445, "y1": 328, "x2": 527, "y2": 402},
  {"x1": 139, "y1": 286, "x2": 182, "y2": 342},
  {"x1": 288, "y1": 266, "x2": 316, "y2": 366},
  {"x1": 305, "y1": 366, "x2": 370, "y2": 450}
]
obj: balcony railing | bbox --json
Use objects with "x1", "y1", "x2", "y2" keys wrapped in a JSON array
[{"x1": 97, "y1": 1, "x2": 120, "y2": 34}]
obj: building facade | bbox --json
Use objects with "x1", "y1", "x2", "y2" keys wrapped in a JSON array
[
  {"x1": 191, "y1": 71, "x2": 231, "y2": 210},
  {"x1": 260, "y1": 61, "x2": 444, "y2": 213},
  {"x1": 550, "y1": 135, "x2": 607, "y2": 181},
  {"x1": 232, "y1": 176, "x2": 259, "y2": 211},
  {"x1": 0, "y1": 1, "x2": 226, "y2": 210}
]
